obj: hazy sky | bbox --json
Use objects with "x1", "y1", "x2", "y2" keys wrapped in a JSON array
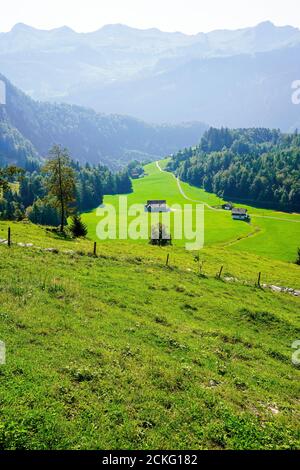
[{"x1": 1, "y1": 0, "x2": 300, "y2": 34}]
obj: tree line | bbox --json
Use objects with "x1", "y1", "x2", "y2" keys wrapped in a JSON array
[
  {"x1": 0, "y1": 145, "x2": 132, "y2": 230},
  {"x1": 167, "y1": 127, "x2": 300, "y2": 211}
]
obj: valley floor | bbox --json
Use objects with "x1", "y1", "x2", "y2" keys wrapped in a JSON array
[{"x1": 82, "y1": 161, "x2": 300, "y2": 263}]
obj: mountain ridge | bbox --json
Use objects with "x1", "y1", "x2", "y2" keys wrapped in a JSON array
[
  {"x1": 3, "y1": 20, "x2": 299, "y2": 38},
  {"x1": 1, "y1": 21, "x2": 300, "y2": 129},
  {"x1": 0, "y1": 73, "x2": 207, "y2": 168}
]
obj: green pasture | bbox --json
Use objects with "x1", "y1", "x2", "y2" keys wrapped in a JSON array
[
  {"x1": 81, "y1": 161, "x2": 300, "y2": 262},
  {"x1": 0, "y1": 225, "x2": 299, "y2": 449}
]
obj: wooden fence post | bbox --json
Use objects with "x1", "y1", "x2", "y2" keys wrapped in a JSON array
[
  {"x1": 199, "y1": 261, "x2": 204, "y2": 275},
  {"x1": 217, "y1": 265, "x2": 223, "y2": 279},
  {"x1": 257, "y1": 272, "x2": 261, "y2": 288},
  {"x1": 166, "y1": 254, "x2": 170, "y2": 267},
  {"x1": 8, "y1": 227, "x2": 11, "y2": 248},
  {"x1": 93, "y1": 242, "x2": 97, "y2": 256}
]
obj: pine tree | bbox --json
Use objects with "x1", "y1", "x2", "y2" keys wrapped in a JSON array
[
  {"x1": 27, "y1": 198, "x2": 60, "y2": 226},
  {"x1": 70, "y1": 215, "x2": 88, "y2": 238}
]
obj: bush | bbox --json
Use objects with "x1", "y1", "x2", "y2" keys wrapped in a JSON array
[{"x1": 69, "y1": 215, "x2": 88, "y2": 238}]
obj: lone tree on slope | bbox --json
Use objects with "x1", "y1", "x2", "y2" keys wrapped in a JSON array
[{"x1": 43, "y1": 145, "x2": 76, "y2": 232}]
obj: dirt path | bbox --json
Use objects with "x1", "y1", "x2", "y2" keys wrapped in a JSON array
[
  {"x1": 222, "y1": 225, "x2": 262, "y2": 247},
  {"x1": 156, "y1": 161, "x2": 262, "y2": 246},
  {"x1": 156, "y1": 161, "x2": 220, "y2": 211},
  {"x1": 156, "y1": 161, "x2": 300, "y2": 223},
  {"x1": 156, "y1": 160, "x2": 300, "y2": 250}
]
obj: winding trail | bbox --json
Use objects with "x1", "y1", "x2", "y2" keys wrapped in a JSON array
[
  {"x1": 156, "y1": 161, "x2": 300, "y2": 223},
  {"x1": 156, "y1": 161, "x2": 219, "y2": 211},
  {"x1": 156, "y1": 160, "x2": 262, "y2": 246},
  {"x1": 222, "y1": 225, "x2": 261, "y2": 247}
]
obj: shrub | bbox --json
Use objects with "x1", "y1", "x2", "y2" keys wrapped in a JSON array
[{"x1": 69, "y1": 215, "x2": 88, "y2": 238}]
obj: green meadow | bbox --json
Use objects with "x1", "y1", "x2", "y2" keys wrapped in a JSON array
[
  {"x1": 0, "y1": 222, "x2": 299, "y2": 450},
  {"x1": 81, "y1": 161, "x2": 300, "y2": 262}
]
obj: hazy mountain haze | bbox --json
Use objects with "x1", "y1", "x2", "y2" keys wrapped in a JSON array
[
  {"x1": 1, "y1": 21, "x2": 300, "y2": 130},
  {"x1": 0, "y1": 73, "x2": 207, "y2": 167},
  {"x1": 2, "y1": 0, "x2": 300, "y2": 33}
]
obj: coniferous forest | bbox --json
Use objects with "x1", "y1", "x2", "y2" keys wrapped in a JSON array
[
  {"x1": 0, "y1": 149, "x2": 132, "y2": 224},
  {"x1": 166, "y1": 128, "x2": 300, "y2": 211}
]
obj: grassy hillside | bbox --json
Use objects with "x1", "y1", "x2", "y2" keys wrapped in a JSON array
[
  {"x1": 82, "y1": 161, "x2": 300, "y2": 262},
  {"x1": 0, "y1": 159, "x2": 299, "y2": 450},
  {"x1": 0, "y1": 222, "x2": 299, "y2": 450}
]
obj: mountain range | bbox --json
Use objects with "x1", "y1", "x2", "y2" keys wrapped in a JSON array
[
  {"x1": 1, "y1": 21, "x2": 300, "y2": 129},
  {"x1": 0, "y1": 73, "x2": 207, "y2": 168}
]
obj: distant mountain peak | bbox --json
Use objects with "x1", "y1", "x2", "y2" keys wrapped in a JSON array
[
  {"x1": 10, "y1": 23, "x2": 36, "y2": 33},
  {"x1": 254, "y1": 20, "x2": 298, "y2": 33},
  {"x1": 95, "y1": 23, "x2": 172, "y2": 36},
  {"x1": 256, "y1": 20, "x2": 275, "y2": 29},
  {"x1": 98, "y1": 23, "x2": 134, "y2": 32},
  {"x1": 10, "y1": 23, "x2": 75, "y2": 35},
  {"x1": 52, "y1": 25, "x2": 75, "y2": 34}
]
